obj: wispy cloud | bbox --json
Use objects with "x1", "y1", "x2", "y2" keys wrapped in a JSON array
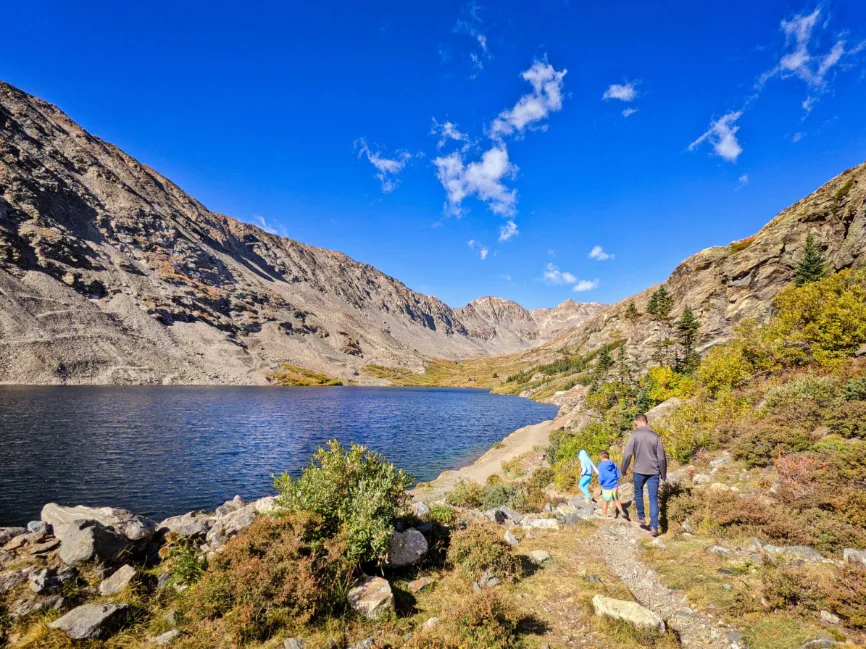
[
  {"x1": 453, "y1": 0, "x2": 491, "y2": 78},
  {"x1": 467, "y1": 239, "x2": 489, "y2": 260},
  {"x1": 499, "y1": 220, "x2": 518, "y2": 242},
  {"x1": 573, "y1": 279, "x2": 599, "y2": 292},
  {"x1": 251, "y1": 214, "x2": 287, "y2": 237},
  {"x1": 588, "y1": 245, "x2": 613, "y2": 261},
  {"x1": 736, "y1": 174, "x2": 749, "y2": 190},
  {"x1": 543, "y1": 262, "x2": 577, "y2": 285},
  {"x1": 689, "y1": 111, "x2": 744, "y2": 163},
  {"x1": 792, "y1": 131, "x2": 805, "y2": 143},
  {"x1": 603, "y1": 82, "x2": 638, "y2": 102},
  {"x1": 431, "y1": 118, "x2": 470, "y2": 150},
  {"x1": 489, "y1": 60, "x2": 567, "y2": 139},
  {"x1": 355, "y1": 138, "x2": 412, "y2": 193},
  {"x1": 622, "y1": 108, "x2": 638, "y2": 118}
]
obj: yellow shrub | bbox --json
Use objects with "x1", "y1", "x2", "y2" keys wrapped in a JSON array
[{"x1": 696, "y1": 343, "x2": 753, "y2": 395}]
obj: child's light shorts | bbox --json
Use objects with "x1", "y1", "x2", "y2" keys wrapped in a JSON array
[{"x1": 602, "y1": 487, "x2": 619, "y2": 502}]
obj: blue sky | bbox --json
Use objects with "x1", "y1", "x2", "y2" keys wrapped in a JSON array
[{"x1": 3, "y1": 1, "x2": 866, "y2": 309}]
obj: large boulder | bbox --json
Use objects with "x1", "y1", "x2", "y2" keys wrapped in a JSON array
[
  {"x1": 42, "y1": 503, "x2": 156, "y2": 542},
  {"x1": 205, "y1": 504, "x2": 257, "y2": 549},
  {"x1": 157, "y1": 513, "x2": 213, "y2": 540},
  {"x1": 59, "y1": 520, "x2": 130, "y2": 566},
  {"x1": 592, "y1": 595, "x2": 665, "y2": 633},
  {"x1": 48, "y1": 603, "x2": 130, "y2": 640},
  {"x1": 645, "y1": 397, "x2": 682, "y2": 424},
  {"x1": 386, "y1": 528, "x2": 428, "y2": 567},
  {"x1": 347, "y1": 575, "x2": 394, "y2": 620}
]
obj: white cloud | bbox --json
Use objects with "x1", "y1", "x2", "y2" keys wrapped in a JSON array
[
  {"x1": 251, "y1": 214, "x2": 286, "y2": 237},
  {"x1": 431, "y1": 119, "x2": 469, "y2": 149},
  {"x1": 489, "y1": 60, "x2": 567, "y2": 139},
  {"x1": 499, "y1": 220, "x2": 519, "y2": 242},
  {"x1": 543, "y1": 263, "x2": 577, "y2": 285},
  {"x1": 453, "y1": 0, "x2": 491, "y2": 77},
  {"x1": 467, "y1": 239, "x2": 489, "y2": 260},
  {"x1": 736, "y1": 174, "x2": 749, "y2": 190},
  {"x1": 603, "y1": 82, "x2": 638, "y2": 102},
  {"x1": 434, "y1": 145, "x2": 518, "y2": 217},
  {"x1": 573, "y1": 279, "x2": 599, "y2": 292},
  {"x1": 622, "y1": 108, "x2": 638, "y2": 118},
  {"x1": 588, "y1": 245, "x2": 612, "y2": 261},
  {"x1": 792, "y1": 131, "x2": 805, "y2": 143},
  {"x1": 689, "y1": 111, "x2": 744, "y2": 163},
  {"x1": 355, "y1": 138, "x2": 411, "y2": 193}
]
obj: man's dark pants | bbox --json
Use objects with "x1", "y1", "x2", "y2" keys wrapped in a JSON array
[{"x1": 633, "y1": 473, "x2": 660, "y2": 529}]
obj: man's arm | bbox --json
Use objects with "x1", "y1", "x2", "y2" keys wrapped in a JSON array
[
  {"x1": 657, "y1": 435, "x2": 667, "y2": 480},
  {"x1": 620, "y1": 436, "x2": 634, "y2": 475}
]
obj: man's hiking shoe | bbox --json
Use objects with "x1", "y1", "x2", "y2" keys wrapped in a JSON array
[
  {"x1": 639, "y1": 523, "x2": 651, "y2": 531},
  {"x1": 651, "y1": 527, "x2": 659, "y2": 538}
]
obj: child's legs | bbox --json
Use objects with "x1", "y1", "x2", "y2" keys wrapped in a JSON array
[
  {"x1": 578, "y1": 475, "x2": 592, "y2": 500},
  {"x1": 602, "y1": 499, "x2": 609, "y2": 515}
]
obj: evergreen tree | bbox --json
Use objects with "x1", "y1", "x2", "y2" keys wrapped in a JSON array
[
  {"x1": 795, "y1": 233, "x2": 826, "y2": 286},
  {"x1": 596, "y1": 346, "x2": 614, "y2": 375},
  {"x1": 675, "y1": 306, "x2": 701, "y2": 373},
  {"x1": 625, "y1": 302, "x2": 640, "y2": 321},
  {"x1": 616, "y1": 344, "x2": 633, "y2": 385},
  {"x1": 646, "y1": 286, "x2": 673, "y2": 322}
]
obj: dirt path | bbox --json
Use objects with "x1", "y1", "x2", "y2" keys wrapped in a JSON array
[
  {"x1": 598, "y1": 521, "x2": 744, "y2": 649},
  {"x1": 410, "y1": 418, "x2": 556, "y2": 502}
]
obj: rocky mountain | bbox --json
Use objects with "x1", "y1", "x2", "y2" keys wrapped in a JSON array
[
  {"x1": 0, "y1": 81, "x2": 603, "y2": 385},
  {"x1": 532, "y1": 162, "x2": 866, "y2": 372}
]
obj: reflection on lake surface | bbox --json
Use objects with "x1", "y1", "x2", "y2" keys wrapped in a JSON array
[{"x1": 0, "y1": 386, "x2": 558, "y2": 525}]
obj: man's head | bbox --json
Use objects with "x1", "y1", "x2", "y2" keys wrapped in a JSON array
[
  {"x1": 634, "y1": 413, "x2": 648, "y2": 429},
  {"x1": 599, "y1": 450, "x2": 610, "y2": 460}
]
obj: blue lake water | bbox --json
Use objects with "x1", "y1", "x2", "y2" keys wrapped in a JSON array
[{"x1": 0, "y1": 386, "x2": 558, "y2": 526}]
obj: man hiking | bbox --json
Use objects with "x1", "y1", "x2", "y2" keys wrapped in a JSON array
[{"x1": 620, "y1": 413, "x2": 667, "y2": 537}]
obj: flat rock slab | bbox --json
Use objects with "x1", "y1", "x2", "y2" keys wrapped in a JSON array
[
  {"x1": 529, "y1": 550, "x2": 552, "y2": 565},
  {"x1": 59, "y1": 520, "x2": 130, "y2": 566},
  {"x1": 158, "y1": 513, "x2": 213, "y2": 539},
  {"x1": 42, "y1": 503, "x2": 155, "y2": 542},
  {"x1": 154, "y1": 629, "x2": 181, "y2": 646},
  {"x1": 407, "y1": 576, "x2": 435, "y2": 593},
  {"x1": 0, "y1": 569, "x2": 30, "y2": 595},
  {"x1": 49, "y1": 603, "x2": 130, "y2": 640},
  {"x1": 99, "y1": 564, "x2": 136, "y2": 596},
  {"x1": 592, "y1": 595, "x2": 665, "y2": 633},
  {"x1": 0, "y1": 528, "x2": 26, "y2": 546},
  {"x1": 348, "y1": 575, "x2": 394, "y2": 620}
]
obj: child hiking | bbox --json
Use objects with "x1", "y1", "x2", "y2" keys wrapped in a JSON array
[
  {"x1": 597, "y1": 450, "x2": 629, "y2": 520},
  {"x1": 577, "y1": 449, "x2": 597, "y2": 502}
]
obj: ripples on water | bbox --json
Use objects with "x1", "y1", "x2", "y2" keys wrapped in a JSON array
[{"x1": 0, "y1": 386, "x2": 558, "y2": 526}]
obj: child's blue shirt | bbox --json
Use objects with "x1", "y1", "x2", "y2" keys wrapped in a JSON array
[{"x1": 598, "y1": 460, "x2": 621, "y2": 490}]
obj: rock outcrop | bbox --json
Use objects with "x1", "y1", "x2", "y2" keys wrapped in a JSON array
[{"x1": 0, "y1": 80, "x2": 601, "y2": 385}]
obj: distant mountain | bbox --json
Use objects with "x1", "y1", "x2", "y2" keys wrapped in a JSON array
[{"x1": 0, "y1": 81, "x2": 603, "y2": 385}]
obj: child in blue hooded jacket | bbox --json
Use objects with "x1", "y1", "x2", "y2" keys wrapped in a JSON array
[
  {"x1": 577, "y1": 449, "x2": 597, "y2": 502},
  {"x1": 598, "y1": 450, "x2": 629, "y2": 520}
]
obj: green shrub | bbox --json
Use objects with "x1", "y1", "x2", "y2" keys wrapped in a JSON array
[
  {"x1": 555, "y1": 421, "x2": 617, "y2": 460},
  {"x1": 447, "y1": 524, "x2": 522, "y2": 583},
  {"x1": 454, "y1": 590, "x2": 523, "y2": 649},
  {"x1": 528, "y1": 466, "x2": 554, "y2": 489},
  {"x1": 731, "y1": 417, "x2": 814, "y2": 467},
  {"x1": 275, "y1": 440, "x2": 412, "y2": 564},
  {"x1": 430, "y1": 505, "x2": 456, "y2": 525},
  {"x1": 189, "y1": 515, "x2": 353, "y2": 643},
  {"x1": 445, "y1": 479, "x2": 484, "y2": 508},
  {"x1": 481, "y1": 483, "x2": 521, "y2": 510},
  {"x1": 696, "y1": 343, "x2": 754, "y2": 395},
  {"x1": 843, "y1": 376, "x2": 866, "y2": 401},
  {"x1": 763, "y1": 374, "x2": 840, "y2": 411},
  {"x1": 166, "y1": 537, "x2": 208, "y2": 586},
  {"x1": 824, "y1": 401, "x2": 866, "y2": 438},
  {"x1": 552, "y1": 459, "x2": 578, "y2": 491}
]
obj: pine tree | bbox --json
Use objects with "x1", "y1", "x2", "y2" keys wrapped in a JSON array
[
  {"x1": 794, "y1": 233, "x2": 826, "y2": 286},
  {"x1": 596, "y1": 346, "x2": 614, "y2": 375},
  {"x1": 646, "y1": 286, "x2": 673, "y2": 322},
  {"x1": 625, "y1": 302, "x2": 640, "y2": 321},
  {"x1": 676, "y1": 306, "x2": 701, "y2": 373},
  {"x1": 616, "y1": 344, "x2": 633, "y2": 384}
]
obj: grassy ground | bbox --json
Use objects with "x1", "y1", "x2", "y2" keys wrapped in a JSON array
[
  {"x1": 267, "y1": 363, "x2": 343, "y2": 386},
  {"x1": 362, "y1": 354, "x2": 536, "y2": 391}
]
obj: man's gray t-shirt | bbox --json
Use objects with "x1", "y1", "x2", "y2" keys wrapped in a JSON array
[{"x1": 620, "y1": 426, "x2": 667, "y2": 479}]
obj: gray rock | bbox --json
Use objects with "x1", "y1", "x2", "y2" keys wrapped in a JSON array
[
  {"x1": 349, "y1": 639, "x2": 375, "y2": 649},
  {"x1": 763, "y1": 544, "x2": 823, "y2": 562},
  {"x1": 0, "y1": 569, "x2": 31, "y2": 595},
  {"x1": 347, "y1": 575, "x2": 394, "y2": 620},
  {"x1": 29, "y1": 538, "x2": 61, "y2": 555},
  {"x1": 565, "y1": 498, "x2": 596, "y2": 517},
  {"x1": 855, "y1": 342, "x2": 866, "y2": 357},
  {"x1": 29, "y1": 567, "x2": 74, "y2": 594},
  {"x1": 214, "y1": 495, "x2": 244, "y2": 517},
  {"x1": 555, "y1": 504, "x2": 584, "y2": 525},
  {"x1": 799, "y1": 639, "x2": 838, "y2": 649},
  {"x1": 283, "y1": 639, "x2": 304, "y2": 649},
  {"x1": 843, "y1": 548, "x2": 866, "y2": 566},
  {"x1": 820, "y1": 610, "x2": 840, "y2": 625},
  {"x1": 48, "y1": 603, "x2": 130, "y2": 640},
  {"x1": 474, "y1": 568, "x2": 501, "y2": 590},
  {"x1": 42, "y1": 503, "x2": 156, "y2": 542},
  {"x1": 26, "y1": 521, "x2": 46, "y2": 534},
  {"x1": 650, "y1": 538, "x2": 666, "y2": 548},
  {"x1": 421, "y1": 616, "x2": 439, "y2": 630},
  {"x1": 387, "y1": 528, "x2": 428, "y2": 567},
  {"x1": 2, "y1": 531, "x2": 43, "y2": 551},
  {"x1": 99, "y1": 564, "x2": 136, "y2": 596},
  {"x1": 646, "y1": 397, "x2": 682, "y2": 424},
  {"x1": 520, "y1": 515, "x2": 559, "y2": 530},
  {"x1": 707, "y1": 545, "x2": 731, "y2": 557},
  {"x1": 504, "y1": 530, "x2": 520, "y2": 547},
  {"x1": 0, "y1": 527, "x2": 26, "y2": 546},
  {"x1": 157, "y1": 573, "x2": 172, "y2": 590},
  {"x1": 158, "y1": 512, "x2": 213, "y2": 539},
  {"x1": 253, "y1": 496, "x2": 277, "y2": 514},
  {"x1": 59, "y1": 520, "x2": 130, "y2": 566},
  {"x1": 591, "y1": 595, "x2": 665, "y2": 633},
  {"x1": 10, "y1": 595, "x2": 64, "y2": 619},
  {"x1": 205, "y1": 504, "x2": 257, "y2": 548},
  {"x1": 693, "y1": 473, "x2": 711, "y2": 485},
  {"x1": 411, "y1": 501, "x2": 431, "y2": 517},
  {"x1": 529, "y1": 550, "x2": 552, "y2": 565},
  {"x1": 407, "y1": 576, "x2": 435, "y2": 593},
  {"x1": 710, "y1": 455, "x2": 732, "y2": 467},
  {"x1": 154, "y1": 629, "x2": 181, "y2": 646}
]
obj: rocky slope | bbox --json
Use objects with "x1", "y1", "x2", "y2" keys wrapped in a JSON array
[{"x1": 0, "y1": 81, "x2": 601, "y2": 385}]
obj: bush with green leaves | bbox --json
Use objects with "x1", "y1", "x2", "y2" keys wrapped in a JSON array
[
  {"x1": 166, "y1": 537, "x2": 208, "y2": 586},
  {"x1": 480, "y1": 482, "x2": 521, "y2": 510},
  {"x1": 447, "y1": 524, "x2": 523, "y2": 583},
  {"x1": 730, "y1": 417, "x2": 814, "y2": 468},
  {"x1": 274, "y1": 440, "x2": 412, "y2": 564},
  {"x1": 762, "y1": 374, "x2": 840, "y2": 411},
  {"x1": 554, "y1": 421, "x2": 617, "y2": 461},
  {"x1": 528, "y1": 466, "x2": 554, "y2": 490},
  {"x1": 824, "y1": 401, "x2": 866, "y2": 439},
  {"x1": 844, "y1": 376, "x2": 866, "y2": 401},
  {"x1": 445, "y1": 479, "x2": 483, "y2": 508}
]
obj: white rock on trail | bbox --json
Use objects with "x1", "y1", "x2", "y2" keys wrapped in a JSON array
[{"x1": 592, "y1": 595, "x2": 665, "y2": 633}]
